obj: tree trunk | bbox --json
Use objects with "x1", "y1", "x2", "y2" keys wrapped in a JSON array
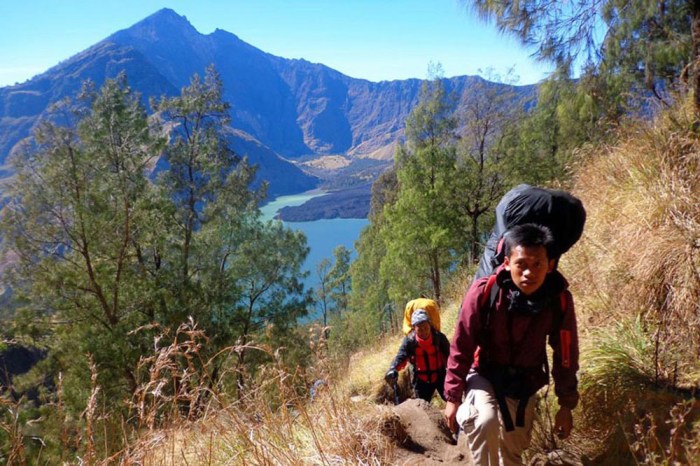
[
  {"x1": 471, "y1": 212, "x2": 480, "y2": 264},
  {"x1": 236, "y1": 303, "x2": 255, "y2": 399},
  {"x1": 431, "y1": 250, "x2": 441, "y2": 306}
]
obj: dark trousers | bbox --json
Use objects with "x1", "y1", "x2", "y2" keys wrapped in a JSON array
[{"x1": 414, "y1": 374, "x2": 446, "y2": 402}]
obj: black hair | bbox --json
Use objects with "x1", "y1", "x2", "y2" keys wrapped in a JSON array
[{"x1": 503, "y1": 223, "x2": 555, "y2": 259}]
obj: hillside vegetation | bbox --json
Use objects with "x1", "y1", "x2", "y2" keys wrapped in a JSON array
[
  {"x1": 124, "y1": 98, "x2": 700, "y2": 465},
  {"x1": 561, "y1": 99, "x2": 700, "y2": 463},
  {"x1": 2, "y1": 76, "x2": 698, "y2": 466}
]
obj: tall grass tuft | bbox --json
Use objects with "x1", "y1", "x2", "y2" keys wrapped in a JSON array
[
  {"x1": 0, "y1": 394, "x2": 27, "y2": 465},
  {"x1": 129, "y1": 318, "x2": 225, "y2": 431},
  {"x1": 132, "y1": 328, "x2": 399, "y2": 465},
  {"x1": 563, "y1": 96, "x2": 700, "y2": 463}
]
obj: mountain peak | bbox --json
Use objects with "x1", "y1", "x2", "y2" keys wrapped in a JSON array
[
  {"x1": 116, "y1": 8, "x2": 199, "y2": 39},
  {"x1": 141, "y1": 8, "x2": 191, "y2": 26}
]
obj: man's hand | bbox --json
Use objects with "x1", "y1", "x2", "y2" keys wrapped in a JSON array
[
  {"x1": 384, "y1": 369, "x2": 398, "y2": 384},
  {"x1": 554, "y1": 407, "x2": 573, "y2": 439},
  {"x1": 444, "y1": 401, "x2": 460, "y2": 434}
]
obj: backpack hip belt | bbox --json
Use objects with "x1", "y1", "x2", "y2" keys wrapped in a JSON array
[{"x1": 478, "y1": 363, "x2": 543, "y2": 431}]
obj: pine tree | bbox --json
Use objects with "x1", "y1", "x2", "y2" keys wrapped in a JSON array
[
  {"x1": 381, "y1": 77, "x2": 461, "y2": 304},
  {"x1": 328, "y1": 245, "x2": 351, "y2": 314},
  {"x1": 2, "y1": 73, "x2": 165, "y2": 407},
  {"x1": 1, "y1": 68, "x2": 314, "y2": 457},
  {"x1": 315, "y1": 258, "x2": 332, "y2": 327},
  {"x1": 465, "y1": 0, "x2": 700, "y2": 111},
  {"x1": 452, "y1": 70, "x2": 521, "y2": 263}
]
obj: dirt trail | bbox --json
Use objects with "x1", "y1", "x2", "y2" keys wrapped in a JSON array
[
  {"x1": 387, "y1": 398, "x2": 582, "y2": 465},
  {"x1": 389, "y1": 398, "x2": 472, "y2": 465}
]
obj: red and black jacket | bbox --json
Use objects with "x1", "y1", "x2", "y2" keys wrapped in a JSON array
[
  {"x1": 389, "y1": 328, "x2": 451, "y2": 384},
  {"x1": 445, "y1": 266, "x2": 579, "y2": 409}
]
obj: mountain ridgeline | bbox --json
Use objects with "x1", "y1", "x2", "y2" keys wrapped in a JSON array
[{"x1": 0, "y1": 8, "x2": 535, "y2": 205}]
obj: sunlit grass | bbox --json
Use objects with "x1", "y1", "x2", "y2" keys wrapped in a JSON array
[
  {"x1": 134, "y1": 381, "x2": 400, "y2": 465},
  {"x1": 562, "y1": 97, "x2": 700, "y2": 463}
]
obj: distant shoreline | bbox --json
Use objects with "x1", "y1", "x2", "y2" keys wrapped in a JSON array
[
  {"x1": 275, "y1": 184, "x2": 371, "y2": 222},
  {"x1": 260, "y1": 189, "x2": 328, "y2": 221}
]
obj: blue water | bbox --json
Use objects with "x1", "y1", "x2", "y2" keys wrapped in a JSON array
[{"x1": 260, "y1": 191, "x2": 369, "y2": 295}]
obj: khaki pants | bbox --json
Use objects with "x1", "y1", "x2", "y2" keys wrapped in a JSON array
[{"x1": 456, "y1": 372, "x2": 535, "y2": 466}]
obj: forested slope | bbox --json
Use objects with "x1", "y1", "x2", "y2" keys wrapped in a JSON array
[{"x1": 122, "y1": 97, "x2": 700, "y2": 465}]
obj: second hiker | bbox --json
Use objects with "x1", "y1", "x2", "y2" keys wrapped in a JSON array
[{"x1": 385, "y1": 309, "x2": 450, "y2": 402}]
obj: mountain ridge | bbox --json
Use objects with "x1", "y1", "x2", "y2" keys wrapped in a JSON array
[{"x1": 0, "y1": 8, "x2": 536, "y2": 202}]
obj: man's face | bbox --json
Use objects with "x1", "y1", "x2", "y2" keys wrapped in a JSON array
[
  {"x1": 414, "y1": 321, "x2": 431, "y2": 339},
  {"x1": 504, "y1": 245, "x2": 555, "y2": 295}
]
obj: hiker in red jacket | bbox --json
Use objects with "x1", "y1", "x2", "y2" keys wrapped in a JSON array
[
  {"x1": 444, "y1": 224, "x2": 579, "y2": 466},
  {"x1": 386, "y1": 309, "x2": 451, "y2": 402}
]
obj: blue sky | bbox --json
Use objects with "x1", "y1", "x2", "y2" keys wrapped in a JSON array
[{"x1": 0, "y1": 0, "x2": 554, "y2": 87}]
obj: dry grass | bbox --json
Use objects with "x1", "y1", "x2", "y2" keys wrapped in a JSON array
[
  {"x1": 561, "y1": 97, "x2": 700, "y2": 463},
  {"x1": 118, "y1": 318, "x2": 403, "y2": 465},
  {"x1": 131, "y1": 375, "x2": 400, "y2": 465},
  {"x1": 340, "y1": 331, "x2": 404, "y2": 398},
  {"x1": 566, "y1": 100, "x2": 700, "y2": 379},
  {"x1": 167, "y1": 296, "x2": 463, "y2": 465}
]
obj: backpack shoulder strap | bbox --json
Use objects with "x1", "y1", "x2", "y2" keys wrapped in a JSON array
[
  {"x1": 479, "y1": 273, "x2": 499, "y2": 309},
  {"x1": 556, "y1": 290, "x2": 573, "y2": 369},
  {"x1": 478, "y1": 274, "x2": 500, "y2": 342}
]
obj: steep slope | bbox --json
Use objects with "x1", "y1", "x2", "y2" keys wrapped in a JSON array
[
  {"x1": 0, "y1": 41, "x2": 177, "y2": 159},
  {"x1": 0, "y1": 9, "x2": 316, "y2": 197}
]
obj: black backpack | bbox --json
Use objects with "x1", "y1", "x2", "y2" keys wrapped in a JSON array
[{"x1": 474, "y1": 184, "x2": 586, "y2": 282}]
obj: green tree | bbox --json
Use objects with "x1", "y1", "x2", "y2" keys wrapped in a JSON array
[
  {"x1": 2, "y1": 74, "x2": 165, "y2": 397},
  {"x1": 1, "y1": 75, "x2": 169, "y2": 462},
  {"x1": 222, "y1": 219, "x2": 310, "y2": 393},
  {"x1": 328, "y1": 245, "x2": 351, "y2": 314},
  {"x1": 150, "y1": 66, "x2": 311, "y2": 394},
  {"x1": 381, "y1": 76, "x2": 460, "y2": 304},
  {"x1": 315, "y1": 257, "x2": 332, "y2": 327},
  {"x1": 348, "y1": 222, "x2": 390, "y2": 331},
  {"x1": 150, "y1": 65, "x2": 247, "y2": 325},
  {"x1": 338, "y1": 171, "x2": 397, "y2": 352},
  {"x1": 464, "y1": 0, "x2": 699, "y2": 110},
  {"x1": 1, "y1": 69, "x2": 313, "y2": 459},
  {"x1": 496, "y1": 64, "x2": 632, "y2": 191},
  {"x1": 348, "y1": 168, "x2": 397, "y2": 322},
  {"x1": 452, "y1": 69, "x2": 522, "y2": 263}
]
